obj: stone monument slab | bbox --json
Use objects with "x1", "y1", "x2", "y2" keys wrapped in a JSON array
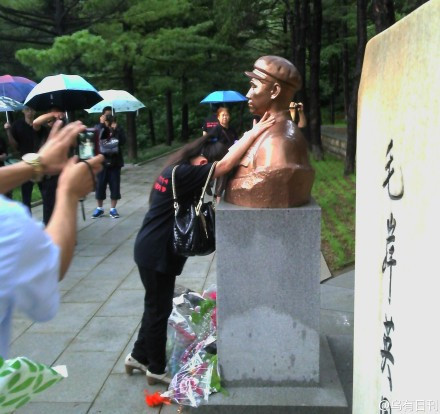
[{"x1": 354, "y1": 1, "x2": 440, "y2": 412}]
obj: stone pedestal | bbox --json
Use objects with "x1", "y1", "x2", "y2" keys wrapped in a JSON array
[
  {"x1": 192, "y1": 200, "x2": 347, "y2": 413},
  {"x1": 216, "y1": 200, "x2": 321, "y2": 386}
]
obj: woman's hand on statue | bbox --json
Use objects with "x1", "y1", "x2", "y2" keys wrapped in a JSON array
[{"x1": 249, "y1": 112, "x2": 275, "y2": 140}]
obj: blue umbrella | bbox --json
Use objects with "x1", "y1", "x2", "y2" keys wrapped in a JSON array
[
  {"x1": 200, "y1": 90, "x2": 247, "y2": 104},
  {"x1": 0, "y1": 75, "x2": 36, "y2": 102},
  {"x1": 24, "y1": 74, "x2": 102, "y2": 111},
  {"x1": 0, "y1": 96, "x2": 24, "y2": 122}
]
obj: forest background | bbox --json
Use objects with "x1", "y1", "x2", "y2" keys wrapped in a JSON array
[
  {"x1": 0, "y1": 0, "x2": 428, "y2": 272},
  {"x1": 0, "y1": 0, "x2": 428, "y2": 169}
]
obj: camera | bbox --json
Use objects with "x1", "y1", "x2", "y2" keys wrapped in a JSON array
[
  {"x1": 104, "y1": 114, "x2": 114, "y2": 124},
  {"x1": 78, "y1": 128, "x2": 96, "y2": 160}
]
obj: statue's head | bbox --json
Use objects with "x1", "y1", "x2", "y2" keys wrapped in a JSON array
[{"x1": 244, "y1": 56, "x2": 302, "y2": 116}]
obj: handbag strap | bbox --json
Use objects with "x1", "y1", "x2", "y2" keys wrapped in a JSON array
[{"x1": 172, "y1": 161, "x2": 218, "y2": 216}]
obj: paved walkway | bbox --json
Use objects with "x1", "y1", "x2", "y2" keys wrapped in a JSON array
[{"x1": 9, "y1": 155, "x2": 354, "y2": 413}]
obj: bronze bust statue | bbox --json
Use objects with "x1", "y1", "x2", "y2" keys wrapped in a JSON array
[{"x1": 225, "y1": 55, "x2": 315, "y2": 208}]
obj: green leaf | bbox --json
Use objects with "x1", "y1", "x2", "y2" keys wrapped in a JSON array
[
  {"x1": 22, "y1": 358, "x2": 38, "y2": 373},
  {"x1": 10, "y1": 376, "x2": 35, "y2": 393},
  {"x1": 6, "y1": 373, "x2": 21, "y2": 390},
  {"x1": 0, "y1": 369, "x2": 13, "y2": 377},
  {"x1": 33, "y1": 378, "x2": 59, "y2": 394},
  {"x1": 2, "y1": 394, "x2": 29, "y2": 407},
  {"x1": 14, "y1": 395, "x2": 31, "y2": 409},
  {"x1": 10, "y1": 360, "x2": 21, "y2": 370},
  {"x1": 32, "y1": 374, "x2": 43, "y2": 391}
]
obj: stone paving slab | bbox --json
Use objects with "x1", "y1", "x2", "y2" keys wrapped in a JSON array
[
  {"x1": 31, "y1": 351, "x2": 118, "y2": 403},
  {"x1": 10, "y1": 332, "x2": 75, "y2": 365},
  {"x1": 19, "y1": 402, "x2": 90, "y2": 414},
  {"x1": 61, "y1": 277, "x2": 122, "y2": 303},
  {"x1": 87, "y1": 373, "x2": 167, "y2": 414},
  {"x1": 68, "y1": 316, "x2": 139, "y2": 353},
  {"x1": 26, "y1": 302, "x2": 102, "y2": 334}
]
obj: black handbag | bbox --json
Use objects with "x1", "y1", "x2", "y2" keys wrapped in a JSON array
[{"x1": 172, "y1": 162, "x2": 217, "y2": 257}]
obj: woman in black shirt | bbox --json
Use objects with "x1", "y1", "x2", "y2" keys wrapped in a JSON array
[
  {"x1": 216, "y1": 107, "x2": 238, "y2": 148},
  {"x1": 125, "y1": 112, "x2": 275, "y2": 385}
]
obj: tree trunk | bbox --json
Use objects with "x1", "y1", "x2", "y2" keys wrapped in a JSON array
[
  {"x1": 54, "y1": 0, "x2": 66, "y2": 35},
  {"x1": 125, "y1": 113, "x2": 137, "y2": 160},
  {"x1": 294, "y1": 0, "x2": 301, "y2": 67},
  {"x1": 295, "y1": 0, "x2": 311, "y2": 144},
  {"x1": 341, "y1": 0, "x2": 350, "y2": 120},
  {"x1": 344, "y1": 0, "x2": 367, "y2": 175},
  {"x1": 148, "y1": 108, "x2": 156, "y2": 146},
  {"x1": 181, "y1": 75, "x2": 189, "y2": 142},
  {"x1": 165, "y1": 89, "x2": 174, "y2": 146},
  {"x1": 309, "y1": 0, "x2": 323, "y2": 160},
  {"x1": 122, "y1": 62, "x2": 137, "y2": 160},
  {"x1": 372, "y1": 0, "x2": 395, "y2": 34},
  {"x1": 285, "y1": 0, "x2": 296, "y2": 64}
]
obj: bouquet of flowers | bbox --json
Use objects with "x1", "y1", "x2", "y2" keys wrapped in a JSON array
[{"x1": 164, "y1": 285, "x2": 223, "y2": 407}]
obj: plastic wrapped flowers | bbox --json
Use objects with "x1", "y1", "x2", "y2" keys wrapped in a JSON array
[{"x1": 161, "y1": 285, "x2": 223, "y2": 408}]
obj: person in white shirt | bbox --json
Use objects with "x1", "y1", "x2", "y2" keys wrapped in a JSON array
[{"x1": 0, "y1": 120, "x2": 104, "y2": 358}]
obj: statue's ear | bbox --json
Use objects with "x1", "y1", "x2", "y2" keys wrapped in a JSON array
[{"x1": 270, "y1": 83, "x2": 281, "y2": 100}]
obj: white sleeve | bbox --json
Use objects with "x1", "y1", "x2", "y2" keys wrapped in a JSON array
[{"x1": 1, "y1": 200, "x2": 60, "y2": 322}]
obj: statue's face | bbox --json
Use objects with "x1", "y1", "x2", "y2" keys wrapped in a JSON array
[{"x1": 246, "y1": 78, "x2": 272, "y2": 116}]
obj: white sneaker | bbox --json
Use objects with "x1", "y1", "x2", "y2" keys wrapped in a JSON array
[
  {"x1": 124, "y1": 353, "x2": 147, "y2": 375},
  {"x1": 146, "y1": 369, "x2": 171, "y2": 385}
]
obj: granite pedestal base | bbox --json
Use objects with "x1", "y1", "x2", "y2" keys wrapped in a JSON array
[
  {"x1": 216, "y1": 200, "x2": 321, "y2": 386},
  {"x1": 187, "y1": 337, "x2": 348, "y2": 414}
]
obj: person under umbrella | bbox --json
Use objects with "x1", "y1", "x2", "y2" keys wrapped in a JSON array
[
  {"x1": 91, "y1": 107, "x2": 126, "y2": 219},
  {"x1": 201, "y1": 103, "x2": 223, "y2": 136},
  {"x1": 3, "y1": 106, "x2": 43, "y2": 214},
  {"x1": 216, "y1": 107, "x2": 238, "y2": 148},
  {"x1": 32, "y1": 108, "x2": 66, "y2": 224}
]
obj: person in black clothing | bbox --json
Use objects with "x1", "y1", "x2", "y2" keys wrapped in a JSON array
[
  {"x1": 4, "y1": 106, "x2": 42, "y2": 213},
  {"x1": 202, "y1": 103, "x2": 224, "y2": 136},
  {"x1": 211, "y1": 107, "x2": 239, "y2": 201},
  {"x1": 216, "y1": 107, "x2": 238, "y2": 148},
  {"x1": 32, "y1": 109, "x2": 65, "y2": 225},
  {"x1": 91, "y1": 111, "x2": 126, "y2": 219},
  {"x1": 124, "y1": 112, "x2": 275, "y2": 385}
]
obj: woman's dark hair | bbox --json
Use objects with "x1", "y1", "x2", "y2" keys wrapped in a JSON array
[
  {"x1": 149, "y1": 130, "x2": 228, "y2": 200},
  {"x1": 164, "y1": 130, "x2": 228, "y2": 168}
]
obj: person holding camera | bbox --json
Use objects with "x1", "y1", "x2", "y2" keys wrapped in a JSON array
[
  {"x1": 91, "y1": 108, "x2": 126, "y2": 219},
  {"x1": 289, "y1": 101, "x2": 307, "y2": 128},
  {"x1": 0, "y1": 120, "x2": 104, "y2": 358}
]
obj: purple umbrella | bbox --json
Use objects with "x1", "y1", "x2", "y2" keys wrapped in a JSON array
[{"x1": 0, "y1": 75, "x2": 36, "y2": 103}]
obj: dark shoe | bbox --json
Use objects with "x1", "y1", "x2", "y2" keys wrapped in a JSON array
[{"x1": 109, "y1": 208, "x2": 120, "y2": 218}]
